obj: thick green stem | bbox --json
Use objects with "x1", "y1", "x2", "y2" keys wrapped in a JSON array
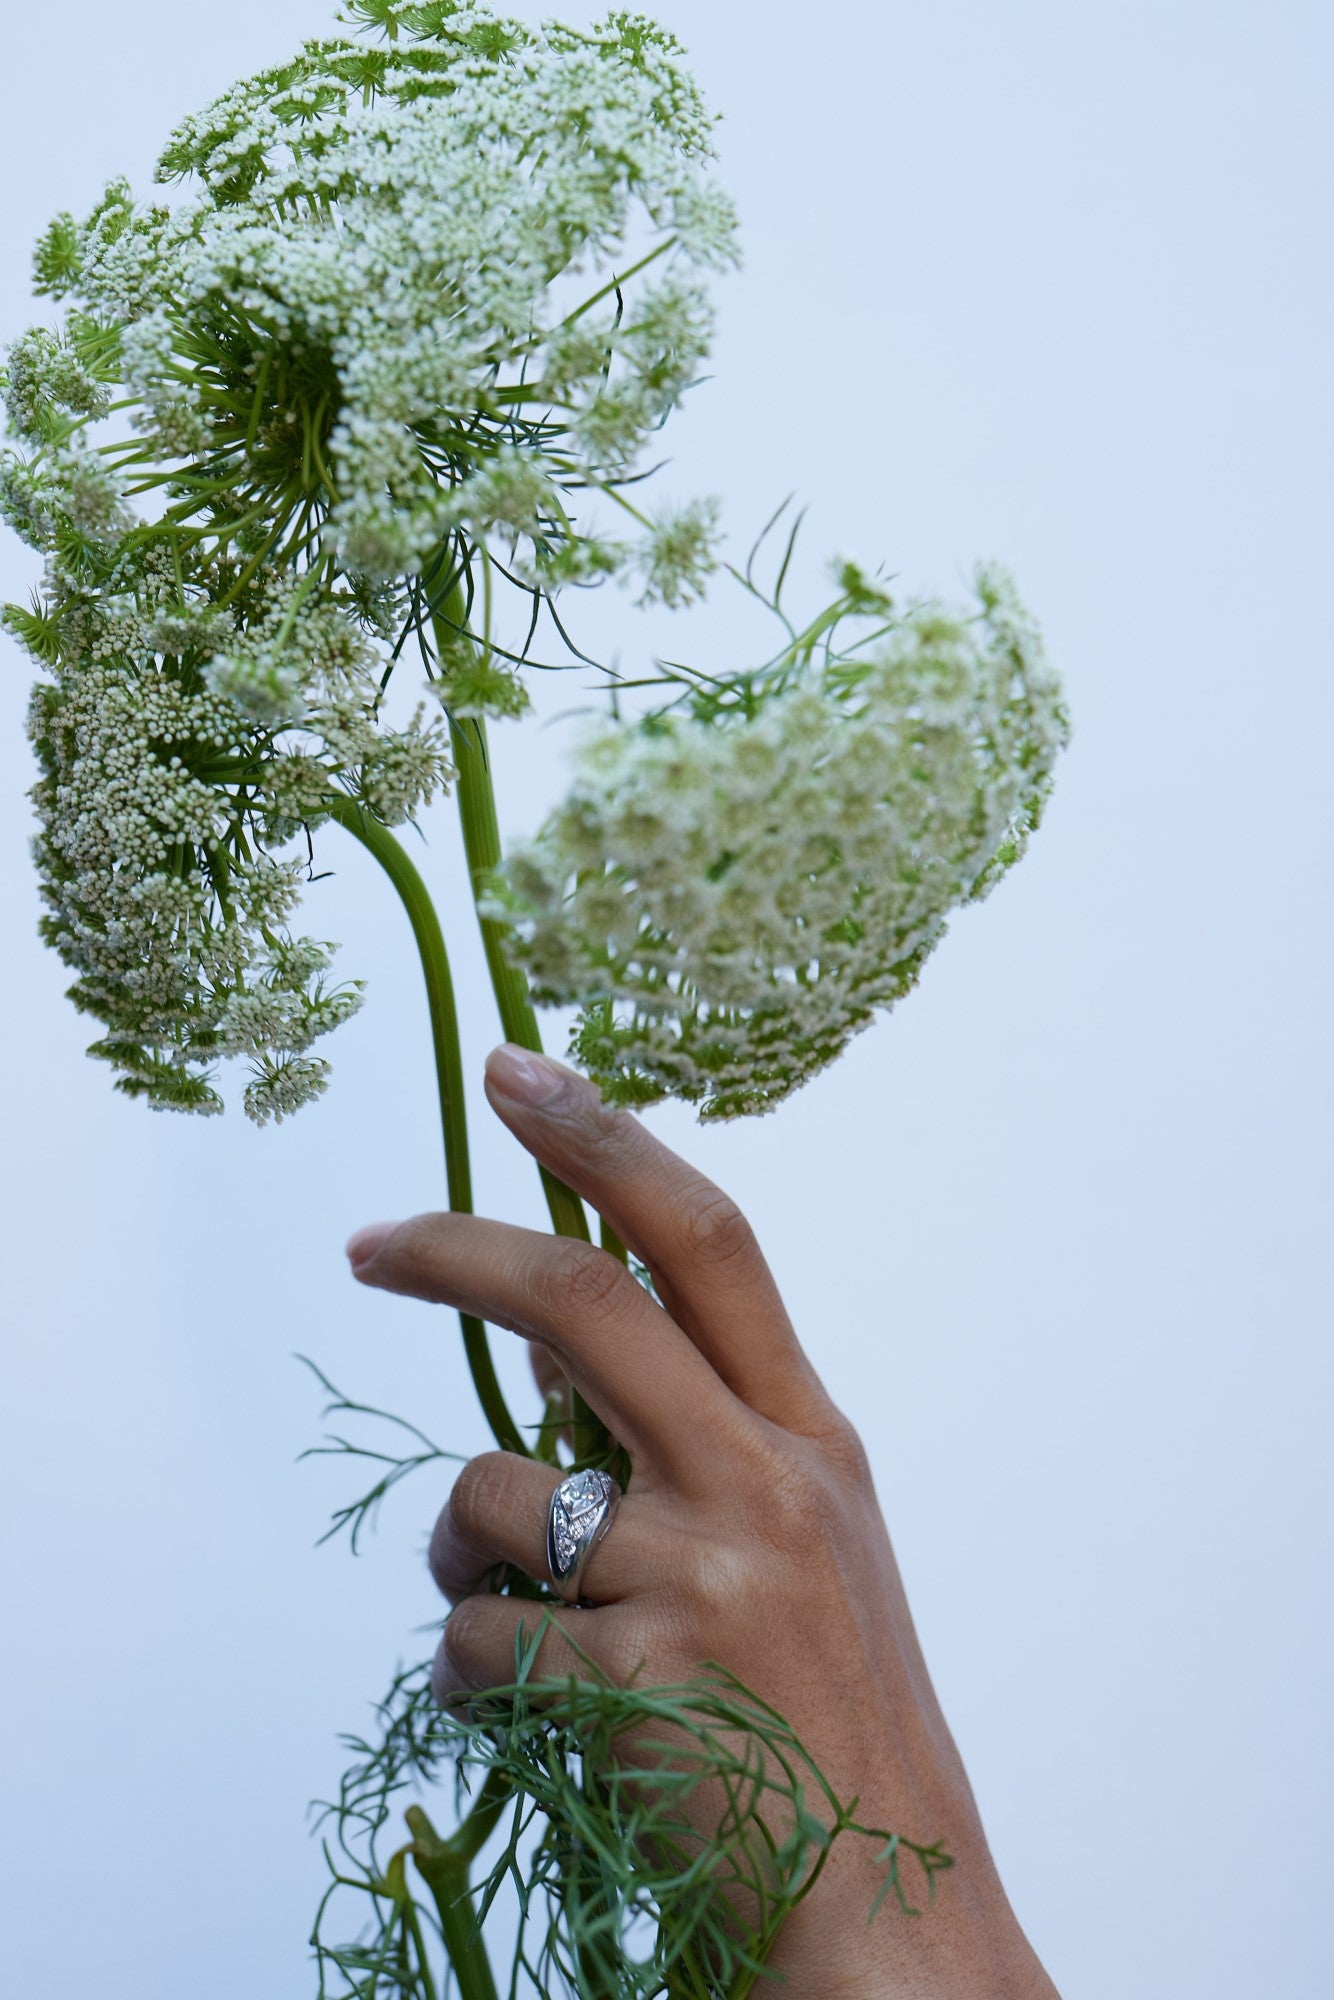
[
  {"x1": 327, "y1": 797, "x2": 528, "y2": 1460},
  {"x1": 428, "y1": 572, "x2": 612, "y2": 1468},
  {"x1": 407, "y1": 1808, "x2": 500, "y2": 2000},
  {"x1": 442, "y1": 1766, "x2": 512, "y2": 1868},
  {"x1": 443, "y1": 704, "x2": 590, "y2": 1249}
]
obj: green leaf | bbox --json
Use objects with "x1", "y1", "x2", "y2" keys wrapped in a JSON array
[
  {"x1": 33, "y1": 213, "x2": 82, "y2": 299},
  {"x1": 2, "y1": 595, "x2": 62, "y2": 667}
]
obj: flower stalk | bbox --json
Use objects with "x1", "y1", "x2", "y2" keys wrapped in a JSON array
[
  {"x1": 327, "y1": 794, "x2": 527, "y2": 1461},
  {"x1": 405, "y1": 1806, "x2": 501, "y2": 2000},
  {"x1": 431, "y1": 565, "x2": 617, "y2": 1470}
]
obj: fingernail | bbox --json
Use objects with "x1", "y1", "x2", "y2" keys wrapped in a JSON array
[
  {"x1": 346, "y1": 1221, "x2": 400, "y2": 1274},
  {"x1": 485, "y1": 1043, "x2": 569, "y2": 1109}
]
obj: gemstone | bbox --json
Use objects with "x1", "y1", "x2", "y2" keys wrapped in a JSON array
[{"x1": 551, "y1": 1472, "x2": 611, "y2": 1577}]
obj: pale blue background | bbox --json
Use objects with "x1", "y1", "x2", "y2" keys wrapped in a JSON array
[{"x1": 1, "y1": 3, "x2": 1330, "y2": 1994}]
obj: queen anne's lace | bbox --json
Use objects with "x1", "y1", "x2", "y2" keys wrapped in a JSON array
[
  {"x1": 23, "y1": 560, "x2": 448, "y2": 1118},
  {"x1": 1, "y1": 2, "x2": 733, "y2": 1120},
  {"x1": 495, "y1": 566, "x2": 1070, "y2": 1118},
  {"x1": 2, "y1": 2, "x2": 1068, "y2": 1129},
  {"x1": 15, "y1": 4, "x2": 735, "y2": 585}
]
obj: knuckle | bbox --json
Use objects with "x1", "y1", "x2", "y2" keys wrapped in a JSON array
[
  {"x1": 562, "y1": 1079, "x2": 636, "y2": 1153},
  {"x1": 440, "y1": 1594, "x2": 489, "y2": 1671},
  {"x1": 542, "y1": 1240, "x2": 632, "y2": 1322},
  {"x1": 752, "y1": 1440, "x2": 841, "y2": 1554},
  {"x1": 676, "y1": 1538, "x2": 754, "y2": 1627},
  {"x1": 582, "y1": 1602, "x2": 657, "y2": 1686},
  {"x1": 446, "y1": 1453, "x2": 516, "y2": 1552},
  {"x1": 674, "y1": 1185, "x2": 755, "y2": 1270},
  {"x1": 818, "y1": 1408, "x2": 874, "y2": 1491}
]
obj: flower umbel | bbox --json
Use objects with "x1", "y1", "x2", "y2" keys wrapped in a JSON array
[
  {"x1": 8, "y1": 7, "x2": 735, "y2": 586},
  {"x1": 18, "y1": 561, "x2": 448, "y2": 1118},
  {"x1": 495, "y1": 562, "x2": 1069, "y2": 1118}
]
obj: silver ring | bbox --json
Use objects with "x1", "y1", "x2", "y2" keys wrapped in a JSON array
[{"x1": 546, "y1": 1469, "x2": 621, "y2": 1605}]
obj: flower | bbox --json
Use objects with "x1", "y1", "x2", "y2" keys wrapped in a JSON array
[
  {"x1": 7, "y1": 5, "x2": 735, "y2": 589},
  {"x1": 636, "y1": 498, "x2": 721, "y2": 607},
  {"x1": 14, "y1": 547, "x2": 448, "y2": 1119},
  {"x1": 494, "y1": 564, "x2": 1070, "y2": 1118}
]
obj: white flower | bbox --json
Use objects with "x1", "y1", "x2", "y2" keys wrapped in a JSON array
[
  {"x1": 0, "y1": 5, "x2": 738, "y2": 1130},
  {"x1": 205, "y1": 645, "x2": 306, "y2": 728},
  {"x1": 495, "y1": 564, "x2": 1069, "y2": 1118},
  {"x1": 636, "y1": 498, "x2": 721, "y2": 607},
  {"x1": 7, "y1": 6, "x2": 735, "y2": 591},
  {"x1": 439, "y1": 447, "x2": 565, "y2": 542},
  {"x1": 244, "y1": 1055, "x2": 334, "y2": 1126},
  {"x1": 431, "y1": 656, "x2": 532, "y2": 721},
  {"x1": 2, "y1": 326, "x2": 110, "y2": 441},
  {"x1": 15, "y1": 548, "x2": 447, "y2": 1120}
]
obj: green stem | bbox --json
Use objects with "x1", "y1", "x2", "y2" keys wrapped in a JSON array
[
  {"x1": 401, "y1": 1901, "x2": 440, "y2": 2000},
  {"x1": 442, "y1": 1766, "x2": 512, "y2": 1868},
  {"x1": 427, "y1": 565, "x2": 613, "y2": 1465},
  {"x1": 407, "y1": 1808, "x2": 500, "y2": 2000},
  {"x1": 426, "y1": 572, "x2": 589, "y2": 1255},
  {"x1": 445, "y1": 711, "x2": 590, "y2": 1239},
  {"x1": 327, "y1": 796, "x2": 529, "y2": 1461},
  {"x1": 446, "y1": 707, "x2": 611, "y2": 1468}
]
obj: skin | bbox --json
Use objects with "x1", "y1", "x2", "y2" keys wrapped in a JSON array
[{"x1": 348, "y1": 1043, "x2": 1059, "y2": 2000}]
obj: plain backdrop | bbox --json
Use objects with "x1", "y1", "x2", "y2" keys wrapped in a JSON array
[{"x1": 1, "y1": 3, "x2": 1330, "y2": 1995}]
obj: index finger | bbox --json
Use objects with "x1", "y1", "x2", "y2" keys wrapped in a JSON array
[
  {"x1": 349, "y1": 1210, "x2": 751, "y2": 1486},
  {"x1": 483, "y1": 1045, "x2": 833, "y2": 1433}
]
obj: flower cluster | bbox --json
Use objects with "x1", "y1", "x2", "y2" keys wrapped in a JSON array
[
  {"x1": 2, "y1": 1, "x2": 735, "y2": 1120},
  {"x1": 17, "y1": 545, "x2": 451, "y2": 1119},
  {"x1": 495, "y1": 565, "x2": 1070, "y2": 1118},
  {"x1": 7, "y1": 2, "x2": 735, "y2": 589}
]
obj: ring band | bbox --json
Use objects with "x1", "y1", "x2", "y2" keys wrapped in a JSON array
[{"x1": 547, "y1": 1469, "x2": 621, "y2": 1604}]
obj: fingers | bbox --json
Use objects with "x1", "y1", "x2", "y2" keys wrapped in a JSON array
[
  {"x1": 433, "y1": 1593, "x2": 643, "y2": 1704},
  {"x1": 483, "y1": 1045, "x2": 831, "y2": 1430},
  {"x1": 349, "y1": 1212, "x2": 745, "y2": 1481},
  {"x1": 428, "y1": 1451, "x2": 656, "y2": 1605}
]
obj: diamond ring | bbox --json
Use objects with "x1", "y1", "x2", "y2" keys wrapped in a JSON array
[{"x1": 546, "y1": 1468, "x2": 621, "y2": 1605}]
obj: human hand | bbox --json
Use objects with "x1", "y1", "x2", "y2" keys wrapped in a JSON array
[{"x1": 348, "y1": 1044, "x2": 1057, "y2": 2000}]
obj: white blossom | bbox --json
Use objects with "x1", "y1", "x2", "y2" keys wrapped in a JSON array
[
  {"x1": 494, "y1": 565, "x2": 1070, "y2": 1118},
  {"x1": 7, "y1": 5, "x2": 736, "y2": 588},
  {"x1": 2, "y1": 2, "x2": 1070, "y2": 1138},
  {"x1": 15, "y1": 550, "x2": 446, "y2": 1118},
  {"x1": 2, "y1": 326, "x2": 110, "y2": 440},
  {"x1": 636, "y1": 498, "x2": 721, "y2": 607},
  {"x1": 244, "y1": 1055, "x2": 335, "y2": 1126}
]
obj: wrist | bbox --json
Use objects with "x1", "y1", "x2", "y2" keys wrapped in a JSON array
[{"x1": 763, "y1": 1832, "x2": 1057, "y2": 2000}]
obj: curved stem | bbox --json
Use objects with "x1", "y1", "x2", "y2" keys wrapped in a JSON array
[
  {"x1": 446, "y1": 711, "x2": 610, "y2": 1470},
  {"x1": 327, "y1": 796, "x2": 529, "y2": 1461},
  {"x1": 401, "y1": 1901, "x2": 440, "y2": 2000}
]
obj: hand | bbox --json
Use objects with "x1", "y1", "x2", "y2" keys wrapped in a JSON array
[{"x1": 348, "y1": 1044, "x2": 1057, "y2": 2000}]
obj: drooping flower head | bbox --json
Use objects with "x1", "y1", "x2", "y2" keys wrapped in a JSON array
[{"x1": 494, "y1": 561, "x2": 1070, "y2": 1117}]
